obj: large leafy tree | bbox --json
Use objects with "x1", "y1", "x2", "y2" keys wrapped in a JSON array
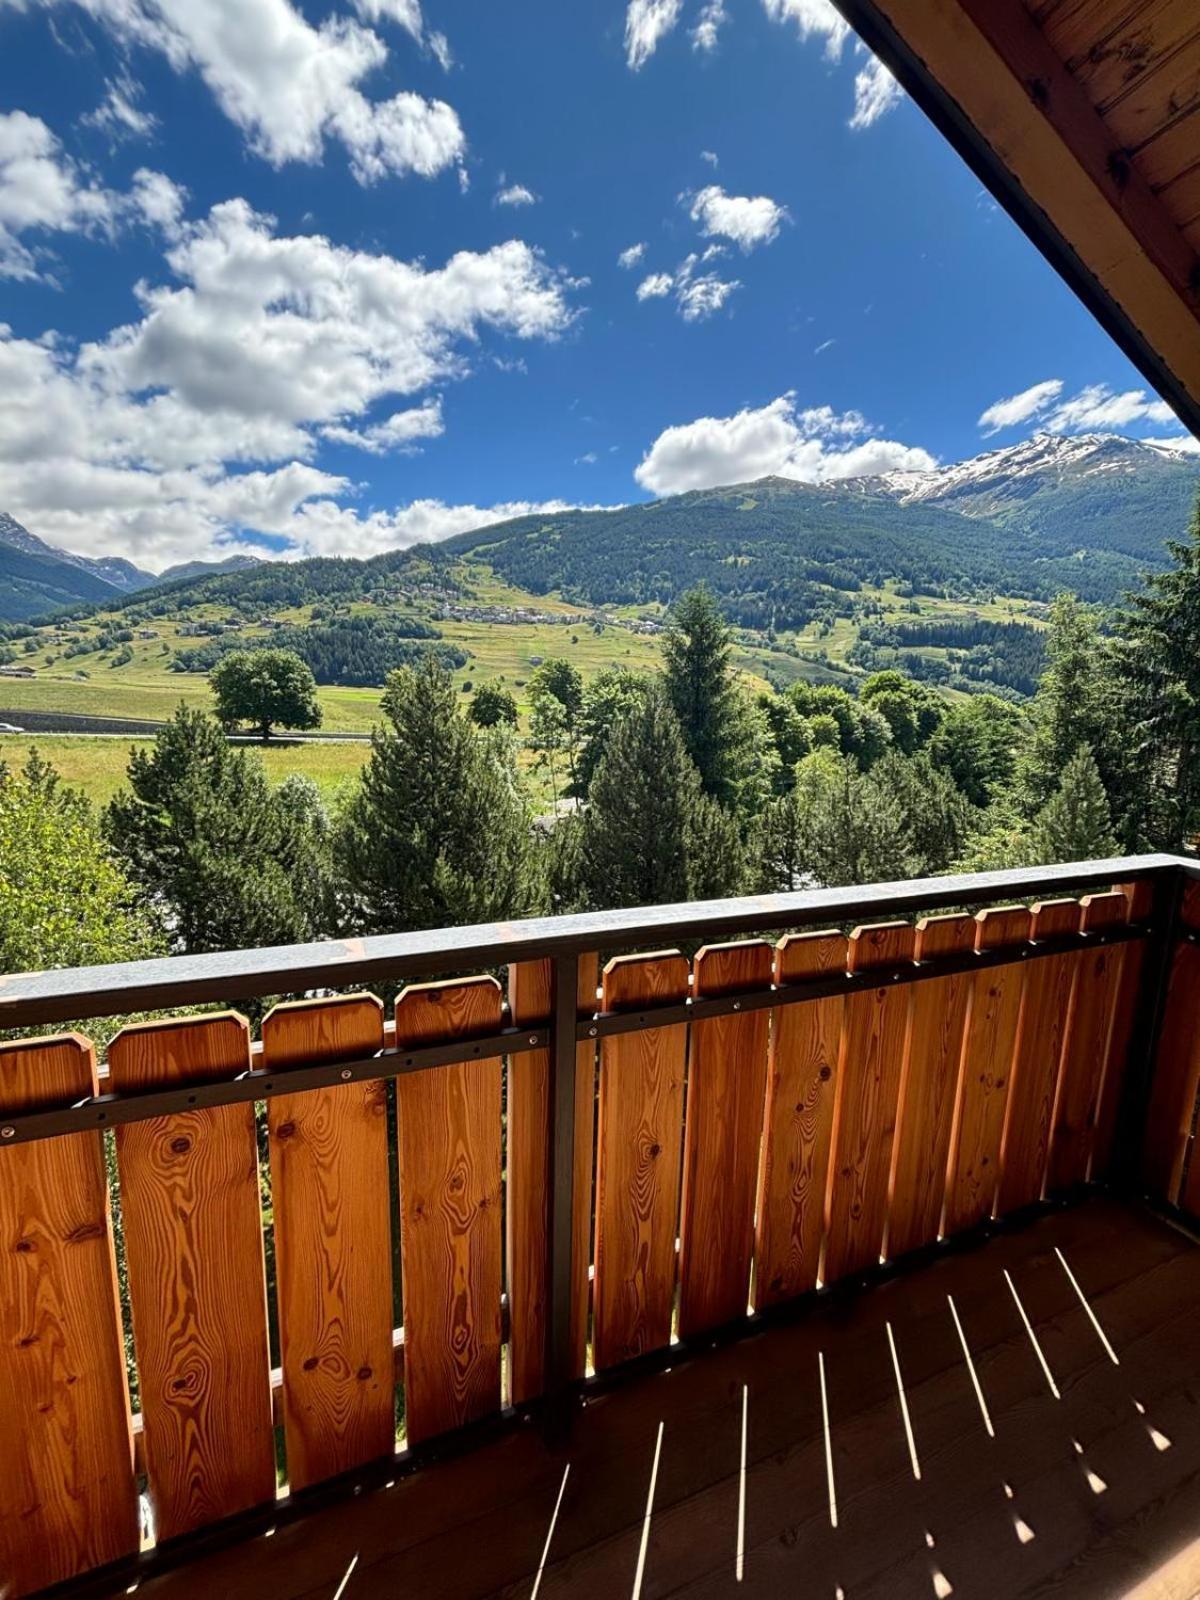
[
  {"x1": 210, "y1": 648, "x2": 322, "y2": 742},
  {"x1": 663, "y1": 586, "x2": 744, "y2": 805},
  {"x1": 574, "y1": 667, "x2": 651, "y2": 796},
  {"x1": 860, "y1": 671, "x2": 944, "y2": 754},
  {"x1": 930, "y1": 694, "x2": 1025, "y2": 807},
  {"x1": 468, "y1": 683, "x2": 519, "y2": 728},
  {"x1": 336, "y1": 656, "x2": 535, "y2": 933},
  {"x1": 105, "y1": 707, "x2": 333, "y2": 951},
  {"x1": 578, "y1": 685, "x2": 745, "y2": 908},
  {"x1": 1, "y1": 748, "x2": 160, "y2": 975}
]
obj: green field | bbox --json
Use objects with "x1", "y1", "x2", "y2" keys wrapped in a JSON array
[{"x1": 0, "y1": 733, "x2": 371, "y2": 809}]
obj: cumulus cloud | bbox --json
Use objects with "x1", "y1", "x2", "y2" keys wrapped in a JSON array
[
  {"x1": 625, "y1": 0, "x2": 682, "y2": 68},
  {"x1": 1144, "y1": 434, "x2": 1200, "y2": 457},
  {"x1": 634, "y1": 393, "x2": 934, "y2": 495},
  {"x1": 978, "y1": 379, "x2": 1064, "y2": 434},
  {"x1": 636, "y1": 270, "x2": 673, "y2": 300},
  {"x1": 691, "y1": 0, "x2": 726, "y2": 52},
  {"x1": 0, "y1": 201, "x2": 581, "y2": 566},
  {"x1": 618, "y1": 241, "x2": 646, "y2": 269},
  {"x1": 849, "y1": 55, "x2": 903, "y2": 129},
  {"x1": 761, "y1": 0, "x2": 849, "y2": 58},
  {"x1": 0, "y1": 109, "x2": 182, "y2": 278},
  {"x1": 978, "y1": 377, "x2": 1178, "y2": 435},
  {"x1": 13, "y1": 0, "x2": 465, "y2": 184},
  {"x1": 495, "y1": 181, "x2": 537, "y2": 207},
  {"x1": 687, "y1": 183, "x2": 786, "y2": 251}
]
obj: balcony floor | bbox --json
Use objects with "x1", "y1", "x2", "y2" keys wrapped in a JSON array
[{"x1": 101, "y1": 1197, "x2": 1200, "y2": 1600}]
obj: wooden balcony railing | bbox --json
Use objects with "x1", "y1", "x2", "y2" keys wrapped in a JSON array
[{"x1": 0, "y1": 854, "x2": 1198, "y2": 1597}]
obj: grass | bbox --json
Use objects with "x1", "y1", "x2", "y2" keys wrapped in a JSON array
[{"x1": 0, "y1": 733, "x2": 371, "y2": 808}]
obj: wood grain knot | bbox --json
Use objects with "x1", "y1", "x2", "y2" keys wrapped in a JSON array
[
  {"x1": 276, "y1": 1121, "x2": 297, "y2": 1141},
  {"x1": 819, "y1": 1066, "x2": 832, "y2": 1081},
  {"x1": 356, "y1": 1366, "x2": 373, "y2": 1382},
  {"x1": 169, "y1": 1135, "x2": 192, "y2": 1156},
  {"x1": 303, "y1": 1356, "x2": 320, "y2": 1371},
  {"x1": 14, "y1": 1237, "x2": 35, "y2": 1253},
  {"x1": 17, "y1": 1333, "x2": 39, "y2": 1347},
  {"x1": 648, "y1": 1142, "x2": 662, "y2": 1160}
]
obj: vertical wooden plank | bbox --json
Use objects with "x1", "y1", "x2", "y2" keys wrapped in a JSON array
[
  {"x1": 1142, "y1": 880, "x2": 1200, "y2": 1204},
  {"x1": 885, "y1": 914, "x2": 976, "y2": 1260},
  {"x1": 823, "y1": 922, "x2": 915, "y2": 1284},
  {"x1": 1090, "y1": 879, "x2": 1153, "y2": 1180},
  {"x1": 110, "y1": 1013, "x2": 275, "y2": 1542},
  {"x1": 678, "y1": 940, "x2": 773, "y2": 1338},
  {"x1": 754, "y1": 931, "x2": 847, "y2": 1309},
  {"x1": 592, "y1": 951, "x2": 689, "y2": 1369},
  {"x1": 0, "y1": 1035, "x2": 137, "y2": 1597},
  {"x1": 994, "y1": 899, "x2": 1084, "y2": 1216},
  {"x1": 263, "y1": 995, "x2": 394, "y2": 1493},
  {"x1": 944, "y1": 907, "x2": 1032, "y2": 1237},
  {"x1": 395, "y1": 977, "x2": 503, "y2": 1445},
  {"x1": 506, "y1": 952, "x2": 598, "y2": 1404},
  {"x1": 1046, "y1": 890, "x2": 1131, "y2": 1193}
]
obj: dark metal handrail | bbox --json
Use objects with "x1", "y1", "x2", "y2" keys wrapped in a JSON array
[{"x1": 0, "y1": 852, "x2": 1186, "y2": 1028}]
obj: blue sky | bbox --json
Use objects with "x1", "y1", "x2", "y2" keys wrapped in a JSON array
[{"x1": 0, "y1": 0, "x2": 1193, "y2": 571}]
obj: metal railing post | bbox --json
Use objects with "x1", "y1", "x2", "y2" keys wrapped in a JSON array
[{"x1": 544, "y1": 952, "x2": 580, "y2": 1442}]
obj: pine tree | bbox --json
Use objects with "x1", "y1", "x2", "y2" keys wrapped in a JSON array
[
  {"x1": 1111, "y1": 496, "x2": 1200, "y2": 848},
  {"x1": 871, "y1": 750, "x2": 975, "y2": 874},
  {"x1": 105, "y1": 706, "x2": 330, "y2": 951},
  {"x1": 755, "y1": 750, "x2": 917, "y2": 891},
  {"x1": 578, "y1": 686, "x2": 744, "y2": 907},
  {"x1": 336, "y1": 655, "x2": 535, "y2": 933},
  {"x1": 662, "y1": 586, "x2": 743, "y2": 804},
  {"x1": 1017, "y1": 595, "x2": 1104, "y2": 814},
  {"x1": 1029, "y1": 744, "x2": 1118, "y2": 865}
]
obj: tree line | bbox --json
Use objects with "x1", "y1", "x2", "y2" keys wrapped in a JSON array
[{"x1": 4, "y1": 496, "x2": 1200, "y2": 977}]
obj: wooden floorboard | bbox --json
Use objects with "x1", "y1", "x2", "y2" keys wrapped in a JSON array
[{"x1": 95, "y1": 1197, "x2": 1200, "y2": 1600}]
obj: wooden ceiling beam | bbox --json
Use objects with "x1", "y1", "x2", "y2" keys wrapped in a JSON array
[{"x1": 835, "y1": 0, "x2": 1200, "y2": 435}]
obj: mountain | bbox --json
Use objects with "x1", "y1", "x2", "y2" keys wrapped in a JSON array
[
  {"x1": 156, "y1": 554, "x2": 262, "y2": 586},
  {"x1": 0, "y1": 511, "x2": 154, "y2": 595},
  {"x1": 442, "y1": 433, "x2": 1200, "y2": 619},
  {"x1": 0, "y1": 513, "x2": 267, "y2": 620},
  {"x1": 859, "y1": 432, "x2": 1200, "y2": 564},
  {"x1": 0, "y1": 512, "x2": 133, "y2": 620},
  {"x1": 10, "y1": 430, "x2": 1199, "y2": 630}
]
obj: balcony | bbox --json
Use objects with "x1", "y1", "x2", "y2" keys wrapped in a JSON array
[{"x1": 1, "y1": 855, "x2": 1199, "y2": 1599}]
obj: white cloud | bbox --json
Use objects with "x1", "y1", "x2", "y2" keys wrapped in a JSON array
[
  {"x1": 691, "y1": 0, "x2": 726, "y2": 52},
  {"x1": 1045, "y1": 383, "x2": 1177, "y2": 432},
  {"x1": 351, "y1": 0, "x2": 422, "y2": 39},
  {"x1": 761, "y1": 0, "x2": 849, "y2": 58},
  {"x1": 676, "y1": 270, "x2": 739, "y2": 320},
  {"x1": 618, "y1": 241, "x2": 646, "y2": 269},
  {"x1": 636, "y1": 270, "x2": 673, "y2": 300},
  {"x1": 978, "y1": 377, "x2": 1179, "y2": 435},
  {"x1": 496, "y1": 181, "x2": 537, "y2": 207},
  {"x1": 0, "y1": 109, "x2": 182, "y2": 278},
  {"x1": 624, "y1": 0, "x2": 682, "y2": 68},
  {"x1": 287, "y1": 495, "x2": 599, "y2": 559},
  {"x1": 849, "y1": 54, "x2": 903, "y2": 130},
  {"x1": 15, "y1": 0, "x2": 465, "y2": 185},
  {"x1": 82, "y1": 75, "x2": 158, "y2": 142},
  {"x1": 0, "y1": 202, "x2": 581, "y2": 567},
  {"x1": 700, "y1": 149, "x2": 719, "y2": 166},
  {"x1": 634, "y1": 393, "x2": 934, "y2": 495},
  {"x1": 575, "y1": 450, "x2": 598, "y2": 465},
  {"x1": 428, "y1": 29, "x2": 452, "y2": 69},
  {"x1": 321, "y1": 396, "x2": 444, "y2": 454},
  {"x1": 687, "y1": 183, "x2": 786, "y2": 251},
  {"x1": 978, "y1": 378, "x2": 1064, "y2": 434},
  {"x1": 814, "y1": 337, "x2": 835, "y2": 354},
  {"x1": 635, "y1": 253, "x2": 740, "y2": 320}
]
